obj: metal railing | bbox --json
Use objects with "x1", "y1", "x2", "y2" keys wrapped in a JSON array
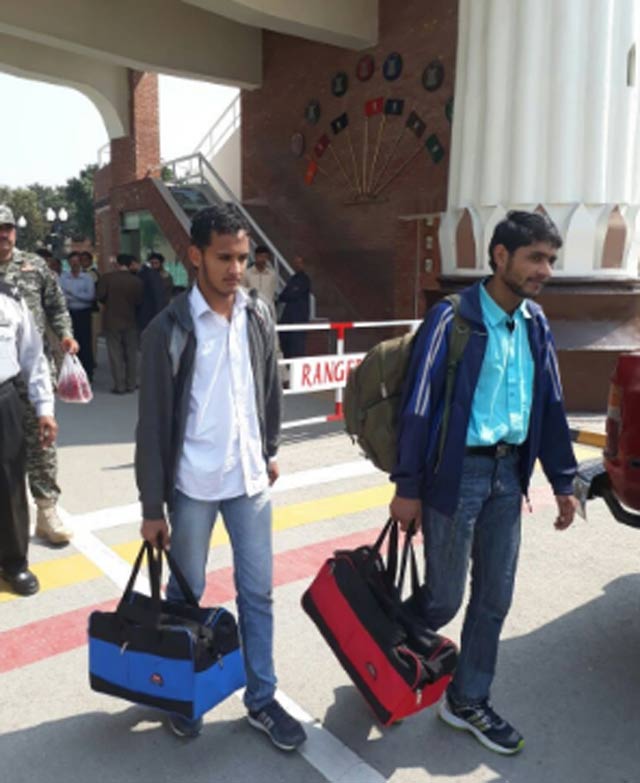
[
  {"x1": 161, "y1": 152, "x2": 316, "y2": 318},
  {"x1": 193, "y1": 94, "x2": 241, "y2": 161},
  {"x1": 277, "y1": 319, "x2": 421, "y2": 430}
]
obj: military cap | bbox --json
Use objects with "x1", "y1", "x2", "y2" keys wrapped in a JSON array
[{"x1": 0, "y1": 204, "x2": 16, "y2": 226}]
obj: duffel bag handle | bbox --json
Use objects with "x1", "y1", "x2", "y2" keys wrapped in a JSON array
[
  {"x1": 161, "y1": 546, "x2": 199, "y2": 608},
  {"x1": 396, "y1": 526, "x2": 420, "y2": 600},
  {"x1": 117, "y1": 541, "x2": 200, "y2": 627},
  {"x1": 369, "y1": 517, "x2": 399, "y2": 594}
]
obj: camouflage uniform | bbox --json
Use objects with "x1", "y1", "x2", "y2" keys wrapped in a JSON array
[{"x1": 0, "y1": 249, "x2": 73, "y2": 501}]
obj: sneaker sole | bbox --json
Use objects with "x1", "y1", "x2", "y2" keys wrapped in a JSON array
[
  {"x1": 246, "y1": 714, "x2": 301, "y2": 752},
  {"x1": 438, "y1": 700, "x2": 524, "y2": 756}
]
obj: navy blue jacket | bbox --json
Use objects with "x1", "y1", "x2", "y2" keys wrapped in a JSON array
[{"x1": 391, "y1": 281, "x2": 577, "y2": 516}]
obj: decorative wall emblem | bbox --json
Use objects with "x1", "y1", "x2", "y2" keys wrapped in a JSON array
[
  {"x1": 304, "y1": 100, "x2": 321, "y2": 125},
  {"x1": 331, "y1": 71, "x2": 349, "y2": 97},
  {"x1": 290, "y1": 132, "x2": 305, "y2": 158},
  {"x1": 298, "y1": 53, "x2": 450, "y2": 203},
  {"x1": 422, "y1": 60, "x2": 445, "y2": 92},
  {"x1": 356, "y1": 55, "x2": 375, "y2": 82},
  {"x1": 383, "y1": 52, "x2": 403, "y2": 81},
  {"x1": 445, "y1": 96, "x2": 454, "y2": 124}
]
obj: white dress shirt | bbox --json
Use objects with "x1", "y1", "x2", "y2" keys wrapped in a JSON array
[
  {"x1": 243, "y1": 265, "x2": 277, "y2": 319},
  {"x1": 0, "y1": 290, "x2": 54, "y2": 416},
  {"x1": 175, "y1": 285, "x2": 269, "y2": 501}
]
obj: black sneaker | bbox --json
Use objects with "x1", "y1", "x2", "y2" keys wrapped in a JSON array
[
  {"x1": 167, "y1": 713, "x2": 203, "y2": 738},
  {"x1": 438, "y1": 693, "x2": 524, "y2": 755},
  {"x1": 247, "y1": 699, "x2": 307, "y2": 751}
]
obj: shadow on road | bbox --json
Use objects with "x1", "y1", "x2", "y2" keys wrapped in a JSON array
[
  {"x1": 321, "y1": 573, "x2": 640, "y2": 783},
  {"x1": 0, "y1": 705, "x2": 316, "y2": 783}
]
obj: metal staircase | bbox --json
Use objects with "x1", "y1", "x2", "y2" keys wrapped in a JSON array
[{"x1": 160, "y1": 153, "x2": 315, "y2": 315}]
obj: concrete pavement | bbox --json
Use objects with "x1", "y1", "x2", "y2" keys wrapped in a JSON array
[{"x1": 0, "y1": 349, "x2": 638, "y2": 783}]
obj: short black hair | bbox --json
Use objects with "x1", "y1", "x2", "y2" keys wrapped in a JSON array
[
  {"x1": 35, "y1": 248, "x2": 53, "y2": 260},
  {"x1": 254, "y1": 244, "x2": 271, "y2": 256},
  {"x1": 117, "y1": 253, "x2": 135, "y2": 268},
  {"x1": 80, "y1": 251, "x2": 93, "y2": 260},
  {"x1": 190, "y1": 205, "x2": 250, "y2": 251},
  {"x1": 67, "y1": 251, "x2": 81, "y2": 261},
  {"x1": 147, "y1": 252, "x2": 165, "y2": 263},
  {"x1": 488, "y1": 210, "x2": 562, "y2": 271}
]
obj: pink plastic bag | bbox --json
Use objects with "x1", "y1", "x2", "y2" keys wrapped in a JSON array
[{"x1": 57, "y1": 354, "x2": 93, "y2": 403}]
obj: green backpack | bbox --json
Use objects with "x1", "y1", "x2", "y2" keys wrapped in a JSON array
[{"x1": 343, "y1": 295, "x2": 470, "y2": 472}]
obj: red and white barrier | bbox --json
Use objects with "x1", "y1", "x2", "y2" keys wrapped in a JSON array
[{"x1": 277, "y1": 319, "x2": 419, "y2": 430}]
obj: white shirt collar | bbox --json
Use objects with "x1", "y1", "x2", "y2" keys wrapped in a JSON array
[{"x1": 190, "y1": 283, "x2": 248, "y2": 321}]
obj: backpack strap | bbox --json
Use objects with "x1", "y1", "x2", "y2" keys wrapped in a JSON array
[{"x1": 435, "y1": 293, "x2": 470, "y2": 469}]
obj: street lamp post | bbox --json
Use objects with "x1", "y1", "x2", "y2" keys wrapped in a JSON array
[
  {"x1": 16, "y1": 215, "x2": 28, "y2": 245},
  {"x1": 46, "y1": 207, "x2": 68, "y2": 258}
]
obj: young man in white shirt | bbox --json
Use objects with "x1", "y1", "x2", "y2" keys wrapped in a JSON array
[{"x1": 136, "y1": 205, "x2": 306, "y2": 750}]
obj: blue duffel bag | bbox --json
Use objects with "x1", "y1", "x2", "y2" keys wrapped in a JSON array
[{"x1": 88, "y1": 541, "x2": 246, "y2": 719}]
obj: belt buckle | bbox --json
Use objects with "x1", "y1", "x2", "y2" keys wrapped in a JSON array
[{"x1": 495, "y1": 443, "x2": 510, "y2": 458}]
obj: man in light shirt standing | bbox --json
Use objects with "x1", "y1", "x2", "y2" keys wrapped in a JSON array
[
  {"x1": 243, "y1": 244, "x2": 278, "y2": 320},
  {"x1": 60, "y1": 251, "x2": 96, "y2": 381},
  {"x1": 135, "y1": 205, "x2": 306, "y2": 750}
]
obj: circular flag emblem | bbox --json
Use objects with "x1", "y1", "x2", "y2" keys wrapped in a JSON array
[
  {"x1": 383, "y1": 52, "x2": 403, "y2": 81},
  {"x1": 356, "y1": 54, "x2": 375, "y2": 82},
  {"x1": 331, "y1": 71, "x2": 349, "y2": 97},
  {"x1": 304, "y1": 100, "x2": 321, "y2": 125},
  {"x1": 423, "y1": 60, "x2": 445, "y2": 92}
]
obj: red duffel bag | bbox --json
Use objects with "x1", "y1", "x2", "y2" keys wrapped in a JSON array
[{"x1": 301, "y1": 519, "x2": 457, "y2": 726}]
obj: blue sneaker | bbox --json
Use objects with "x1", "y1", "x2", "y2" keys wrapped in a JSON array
[
  {"x1": 168, "y1": 713, "x2": 203, "y2": 738},
  {"x1": 438, "y1": 693, "x2": 524, "y2": 755},
  {"x1": 247, "y1": 699, "x2": 307, "y2": 751}
]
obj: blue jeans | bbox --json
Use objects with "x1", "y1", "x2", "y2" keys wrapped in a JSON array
[
  {"x1": 167, "y1": 489, "x2": 276, "y2": 712},
  {"x1": 420, "y1": 453, "x2": 522, "y2": 704}
]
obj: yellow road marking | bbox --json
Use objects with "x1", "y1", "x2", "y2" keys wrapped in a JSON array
[
  {"x1": 0, "y1": 554, "x2": 102, "y2": 604},
  {"x1": 0, "y1": 483, "x2": 393, "y2": 602},
  {"x1": 0, "y1": 450, "x2": 602, "y2": 603},
  {"x1": 113, "y1": 484, "x2": 394, "y2": 564}
]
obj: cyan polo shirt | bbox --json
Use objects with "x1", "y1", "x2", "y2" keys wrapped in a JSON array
[{"x1": 466, "y1": 283, "x2": 534, "y2": 446}]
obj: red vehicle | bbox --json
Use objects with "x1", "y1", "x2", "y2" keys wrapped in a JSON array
[{"x1": 574, "y1": 352, "x2": 640, "y2": 528}]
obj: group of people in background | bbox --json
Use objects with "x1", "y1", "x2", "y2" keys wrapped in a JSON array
[
  {"x1": 35, "y1": 242, "x2": 313, "y2": 396},
  {"x1": 242, "y1": 244, "x2": 312, "y2": 360},
  {"x1": 0, "y1": 211, "x2": 313, "y2": 601}
]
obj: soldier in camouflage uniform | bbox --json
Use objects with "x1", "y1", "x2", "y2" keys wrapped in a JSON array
[{"x1": 0, "y1": 205, "x2": 78, "y2": 544}]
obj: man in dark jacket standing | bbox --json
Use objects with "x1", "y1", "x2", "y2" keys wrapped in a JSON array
[
  {"x1": 96, "y1": 254, "x2": 143, "y2": 394},
  {"x1": 277, "y1": 255, "x2": 311, "y2": 359},
  {"x1": 135, "y1": 205, "x2": 306, "y2": 750},
  {"x1": 390, "y1": 211, "x2": 577, "y2": 756}
]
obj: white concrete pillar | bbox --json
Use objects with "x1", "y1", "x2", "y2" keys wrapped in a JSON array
[{"x1": 444, "y1": 0, "x2": 640, "y2": 278}]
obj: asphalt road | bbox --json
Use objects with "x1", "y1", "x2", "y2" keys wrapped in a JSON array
[{"x1": 1, "y1": 348, "x2": 638, "y2": 783}]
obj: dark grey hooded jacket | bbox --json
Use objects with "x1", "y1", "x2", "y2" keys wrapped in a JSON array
[{"x1": 135, "y1": 288, "x2": 282, "y2": 520}]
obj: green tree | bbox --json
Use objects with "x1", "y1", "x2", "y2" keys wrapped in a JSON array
[
  {"x1": 64, "y1": 165, "x2": 96, "y2": 241},
  {"x1": 0, "y1": 185, "x2": 47, "y2": 251}
]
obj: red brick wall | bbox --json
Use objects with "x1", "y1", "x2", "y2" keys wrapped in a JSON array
[
  {"x1": 94, "y1": 70, "x2": 162, "y2": 267},
  {"x1": 109, "y1": 178, "x2": 192, "y2": 272},
  {"x1": 242, "y1": 0, "x2": 458, "y2": 321}
]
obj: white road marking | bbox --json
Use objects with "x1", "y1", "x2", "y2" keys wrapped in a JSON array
[
  {"x1": 67, "y1": 459, "x2": 379, "y2": 533},
  {"x1": 273, "y1": 689, "x2": 386, "y2": 783},
  {"x1": 57, "y1": 507, "x2": 151, "y2": 594},
  {"x1": 55, "y1": 459, "x2": 386, "y2": 783}
]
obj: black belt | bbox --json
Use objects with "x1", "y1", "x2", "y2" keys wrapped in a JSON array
[{"x1": 465, "y1": 442, "x2": 518, "y2": 458}]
